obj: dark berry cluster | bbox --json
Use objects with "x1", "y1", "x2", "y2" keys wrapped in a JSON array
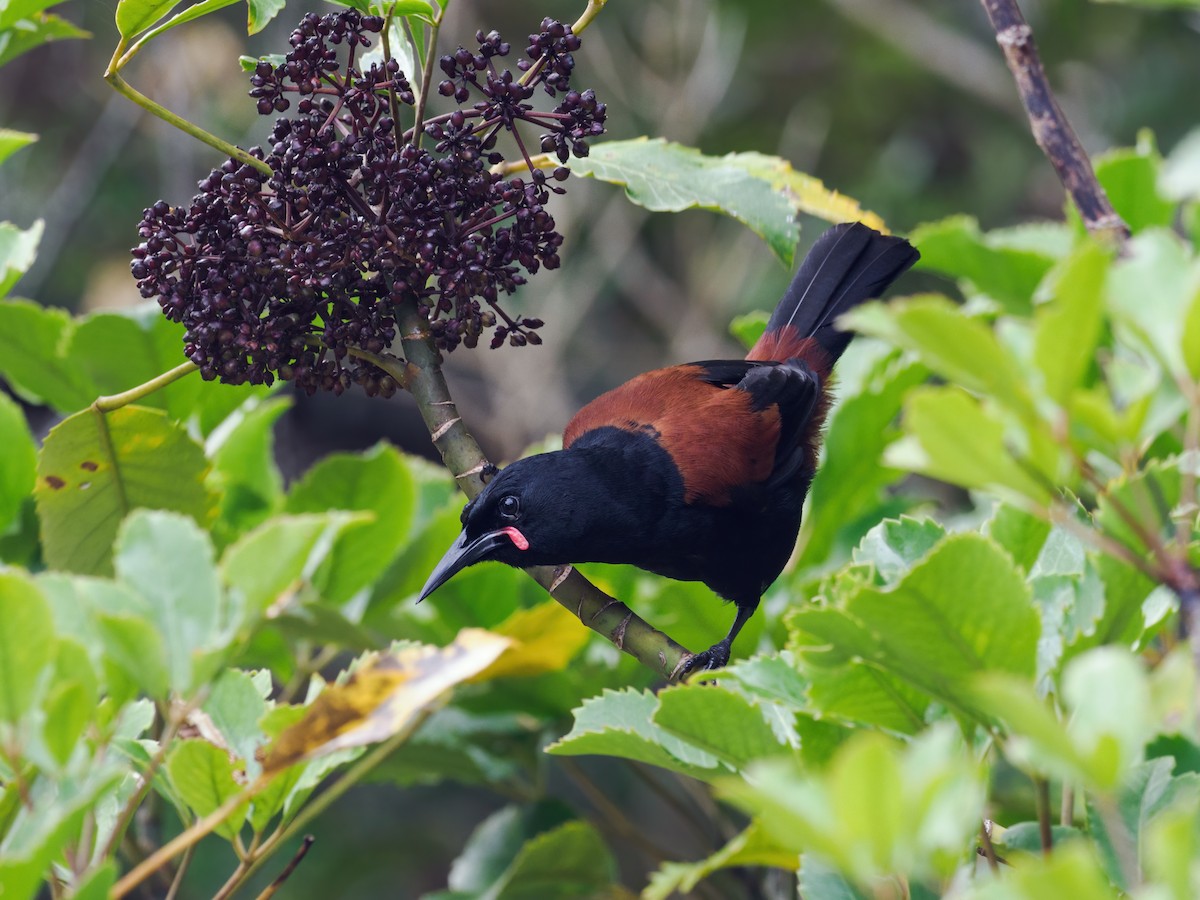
[{"x1": 132, "y1": 10, "x2": 605, "y2": 394}]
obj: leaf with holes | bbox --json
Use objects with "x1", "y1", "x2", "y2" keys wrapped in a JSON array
[{"x1": 34, "y1": 406, "x2": 215, "y2": 575}]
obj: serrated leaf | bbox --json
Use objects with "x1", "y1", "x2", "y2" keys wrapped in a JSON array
[
  {"x1": 0, "y1": 129, "x2": 36, "y2": 167},
  {"x1": 908, "y1": 215, "x2": 1057, "y2": 312},
  {"x1": 114, "y1": 510, "x2": 222, "y2": 693},
  {"x1": 262, "y1": 629, "x2": 510, "y2": 773},
  {"x1": 0, "y1": 572, "x2": 55, "y2": 724},
  {"x1": 286, "y1": 444, "x2": 416, "y2": 603},
  {"x1": 570, "y1": 138, "x2": 799, "y2": 266},
  {"x1": 0, "y1": 298, "x2": 96, "y2": 410},
  {"x1": 166, "y1": 739, "x2": 249, "y2": 841},
  {"x1": 792, "y1": 533, "x2": 1037, "y2": 722},
  {"x1": 851, "y1": 516, "x2": 946, "y2": 585},
  {"x1": 0, "y1": 391, "x2": 36, "y2": 534},
  {"x1": 0, "y1": 220, "x2": 42, "y2": 298},
  {"x1": 35, "y1": 406, "x2": 214, "y2": 576},
  {"x1": 547, "y1": 688, "x2": 721, "y2": 780},
  {"x1": 653, "y1": 683, "x2": 788, "y2": 770}
]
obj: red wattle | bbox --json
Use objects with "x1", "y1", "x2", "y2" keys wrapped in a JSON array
[{"x1": 501, "y1": 526, "x2": 529, "y2": 550}]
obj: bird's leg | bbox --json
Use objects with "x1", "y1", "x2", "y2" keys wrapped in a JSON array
[{"x1": 680, "y1": 598, "x2": 759, "y2": 677}]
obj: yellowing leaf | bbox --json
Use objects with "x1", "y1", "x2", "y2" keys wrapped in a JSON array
[
  {"x1": 262, "y1": 629, "x2": 509, "y2": 774},
  {"x1": 471, "y1": 600, "x2": 590, "y2": 681}
]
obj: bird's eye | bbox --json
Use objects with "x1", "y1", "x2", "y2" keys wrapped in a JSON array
[{"x1": 498, "y1": 495, "x2": 521, "y2": 520}]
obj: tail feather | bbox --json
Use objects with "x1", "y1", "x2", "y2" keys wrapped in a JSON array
[{"x1": 748, "y1": 222, "x2": 918, "y2": 366}]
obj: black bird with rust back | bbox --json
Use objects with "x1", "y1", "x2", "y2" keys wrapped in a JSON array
[{"x1": 419, "y1": 223, "x2": 919, "y2": 673}]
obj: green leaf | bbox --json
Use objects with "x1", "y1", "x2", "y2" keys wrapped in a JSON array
[
  {"x1": 64, "y1": 308, "x2": 198, "y2": 417},
  {"x1": 246, "y1": 0, "x2": 287, "y2": 34},
  {"x1": 908, "y1": 216, "x2": 1058, "y2": 313},
  {"x1": 0, "y1": 1, "x2": 65, "y2": 32},
  {"x1": 653, "y1": 683, "x2": 791, "y2": 770},
  {"x1": 546, "y1": 688, "x2": 722, "y2": 780},
  {"x1": 851, "y1": 516, "x2": 946, "y2": 585},
  {"x1": 844, "y1": 294, "x2": 1035, "y2": 418},
  {"x1": 114, "y1": 0, "x2": 181, "y2": 37},
  {"x1": 1033, "y1": 242, "x2": 1110, "y2": 404},
  {"x1": 238, "y1": 52, "x2": 286, "y2": 71},
  {"x1": 0, "y1": 299, "x2": 96, "y2": 410},
  {"x1": 35, "y1": 406, "x2": 214, "y2": 575},
  {"x1": 493, "y1": 820, "x2": 615, "y2": 900},
  {"x1": 0, "y1": 300, "x2": 99, "y2": 408},
  {"x1": 0, "y1": 13, "x2": 88, "y2": 68},
  {"x1": 645, "y1": 821, "x2": 797, "y2": 900},
  {"x1": 721, "y1": 726, "x2": 984, "y2": 884},
  {"x1": 570, "y1": 138, "x2": 799, "y2": 266},
  {"x1": 166, "y1": 739, "x2": 249, "y2": 841},
  {"x1": 886, "y1": 386, "x2": 1055, "y2": 505},
  {"x1": 1092, "y1": 136, "x2": 1176, "y2": 234},
  {"x1": 69, "y1": 862, "x2": 117, "y2": 900},
  {"x1": 0, "y1": 391, "x2": 36, "y2": 534},
  {"x1": 220, "y1": 512, "x2": 361, "y2": 623},
  {"x1": 792, "y1": 533, "x2": 1038, "y2": 722},
  {"x1": 207, "y1": 395, "x2": 290, "y2": 539},
  {"x1": 286, "y1": 444, "x2": 416, "y2": 603},
  {"x1": 114, "y1": 510, "x2": 222, "y2": 694},
  {"x1": 985, "y1": 503, "x2": 1051, "y2": 573},
  {"x1": 729, "y1": 311, "x2": 768, "y2": 351},
  {"x1": 41, "y1": 679, "x2": 90, "y2": 766},
  {"x1": 964, "y1": 840, "x2": 1122, "y2": 899},
  {"x1": 0, "y1": 220, "x2": 42, "y2": 299},
  {"x1": 798, "y1": 353, "x2": 928, "y2": 565},
  {"x1": 1087, "y1": 757, "x2": 1186, "y2": 890},
  {"x1": 131, "y1": 0, "x2": 238, "y2": 44},
  {"x1": 1107, "y1": 228, "x2": 1200, "y2": 379},
  {"x1": 203, "y1": 669, "x2": 269, "y2": 772},
  {"x1": 447, "y1": 803, "x2": 574, "y2": 895},
  {"x1": 0, "y1": 129, "x2": 36, "y2": 167},
  {"x1": 0, "y1": 572, "x2": 55, "y2": 724}
]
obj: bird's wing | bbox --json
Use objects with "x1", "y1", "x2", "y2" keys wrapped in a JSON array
[{"x1": 563, "y1": 361, "x2": 821, "y2": 506}]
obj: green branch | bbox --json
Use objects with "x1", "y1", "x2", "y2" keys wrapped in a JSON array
[
  {"x1": 104, "y1": 71, "x2": 272, "y2": 177},
  {"x1": 394, "y1": 304, "x2": 692, "y2": 680}
]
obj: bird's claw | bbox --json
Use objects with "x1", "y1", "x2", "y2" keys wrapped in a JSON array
[{"x1": 679, "y1": 640, "x2": 731, "y2": 680}]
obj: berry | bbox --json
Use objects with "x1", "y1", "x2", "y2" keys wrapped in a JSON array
[{"x1": 134, "y1": 10, "x2": 601, "y2": 393}]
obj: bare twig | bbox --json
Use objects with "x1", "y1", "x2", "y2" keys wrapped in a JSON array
[
  {"x1": 978, "y1": 0, "x2": 1129, "y2": 245},
  {"x1": 255, "y1": 836, "x2": 316, "y2": 900},
  {"x1": 978, "y1": 820, "x2": 1002, "y2": 872}
]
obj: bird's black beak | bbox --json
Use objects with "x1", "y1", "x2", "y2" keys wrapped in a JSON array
[{"x1": 417, "y1": 528, "x2": 510, "y2": 602}]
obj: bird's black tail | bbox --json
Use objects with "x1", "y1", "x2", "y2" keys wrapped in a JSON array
[{"x1": 747, "y1": 222, "x2": 919, "y2": 365}]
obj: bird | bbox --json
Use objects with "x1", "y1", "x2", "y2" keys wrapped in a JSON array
[{"x1": 418, "y1": 222, "x2": 919, "y2": 674}]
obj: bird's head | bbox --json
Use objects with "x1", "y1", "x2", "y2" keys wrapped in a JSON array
[{"x1": 417, "y1": 454, "x2": 574, "y2": 602}]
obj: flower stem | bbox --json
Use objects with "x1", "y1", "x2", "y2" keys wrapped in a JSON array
[
  {"x1": 104, "y1": 72, "x2": 272, "y2": 177},
  {"x1": 92, "y1": 361, "x2": 198, "y2": 413}
]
